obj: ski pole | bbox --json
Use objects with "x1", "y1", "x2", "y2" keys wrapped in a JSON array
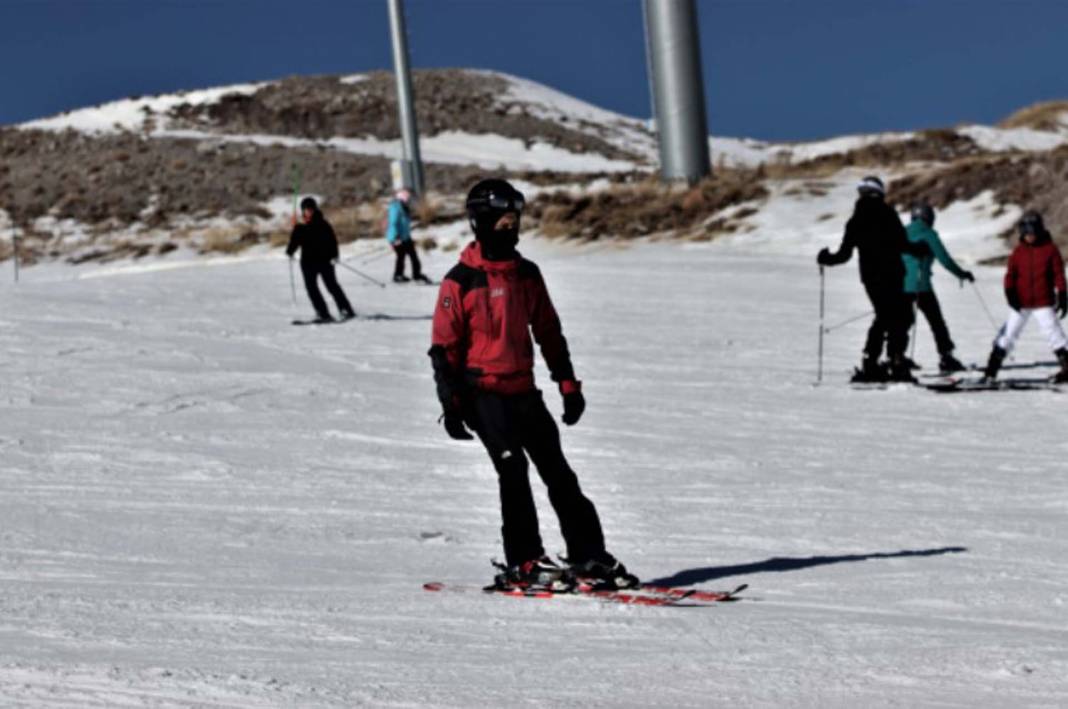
[
  {"x1": 288, "y1": 163, "x2": 301, "y2": 304},
  {"x1": 336, "y1": 259, "x2": 387, "y2": 288},
  {"x1": 970, "y1": 282, "x2": 999, "y2": 329},
  {"x1": 909, "y1": 300, "x2": 918, "y2": 361},
  {"x1": 360, "y1": 246, "x2": 394, "y2": 265},
  {"x1": 288, "y1": 257, "x2": 297, "y2": 304},
  {"x1": 822, "y1": 309, "x2": 873, "y2": 334},
  {"x1": 290, "y1": 163, "x2": 302, "y2": 216},
  {"x1": 816, "y1": 266, "x2": 825, "y2": 384},
  {"x1": 11, "y1": 220, "x2": 18, "y2": 284}
]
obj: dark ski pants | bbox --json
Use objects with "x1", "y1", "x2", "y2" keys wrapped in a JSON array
[
  {"x1": 863, "y1": 281, "x2": 911, "y2": 361},
  {"x1": 906, "y1": 290, "x2": 955, "y2": 355},
  {"x1": 301, "y1": 261, "x2": 353, "y2": 318},
  {"x1": 393, "y1": 240, "x2": 422, "y2": 279},
  {"x1": 467, "y1": 389, "x2": 606, "y2": 567}
]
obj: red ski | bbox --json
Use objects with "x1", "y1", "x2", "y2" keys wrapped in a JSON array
[{"x1": 423, "y1": 581, "x2": 747, "y2": 607}]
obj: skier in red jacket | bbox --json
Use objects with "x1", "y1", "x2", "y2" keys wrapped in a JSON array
[
  {"x1": 982, "y1": 210, "x2": 1068, "y2": 382},
  {"x1": 429, "y1": 178, "x2": 637, "y2": 592}
]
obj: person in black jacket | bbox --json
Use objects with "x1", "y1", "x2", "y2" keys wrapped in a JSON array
[
  {"x1": 286, "y1": 197, "x2": 355, "y2": 323},
  {"x1": 817, "y1": 176, "x2": 927, "y2": 382}
]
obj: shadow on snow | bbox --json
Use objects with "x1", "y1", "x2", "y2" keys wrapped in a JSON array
[
  {"x1": 648, "y1": 546, "x2": 968, "y2": 587},
  {"x1": 358, "y1": 313, "x2": 432, "y2": 321}
]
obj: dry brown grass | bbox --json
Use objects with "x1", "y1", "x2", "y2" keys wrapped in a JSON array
[
  {"x1": 528, "y1": 170, "x2": 768, "y2": 240},
  {"x1": 998, "y1": 101, "x2": 1068, "y2": 131},
  {"x1": 327, "y1": 203, "x2": 382, "y2": 243},
  {"x1": 414, "y1": 195, "x2": 442, "y2": 224},
  {"x1": 198, "y1": 226, "x2": 263, "y2": 255},
  {"x1": 889, "y1": 145, "x2": 1068, "y2": 252},
  {"x1": 760, "y1": 129, "x2": 984, "y2": 181}
]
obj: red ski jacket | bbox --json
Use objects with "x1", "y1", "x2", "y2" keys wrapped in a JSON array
[
  {"x1": 1004, "y1": 234, "x2": 1066, "y2": 309},
  {"x1": 431, "y1": 242, "x2": 576, "y2": 395}
]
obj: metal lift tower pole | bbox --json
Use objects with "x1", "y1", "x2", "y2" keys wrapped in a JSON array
[
  {"x1": 387, "y1": 0, "x2": 424, "y2": 196},
  {"x1": 643, "y1": 0, "x2": 711, "y2": 183}
]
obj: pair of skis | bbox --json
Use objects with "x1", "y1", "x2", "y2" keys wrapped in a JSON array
[
  {"x1": 423, "y1": 581, "x2": 748, "y2": 607},
  {"x1": 850, "y1": 372, "x2": 1061, "y2": 393}
]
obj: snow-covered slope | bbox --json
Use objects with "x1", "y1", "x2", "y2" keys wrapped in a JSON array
[
  {"x1": 707, "y1": 169, "x2": 1019, "y2": 262},
  {"x1": 22, "y1": 82, "x2": 266, "y2": 134},
  {"x1": 2, "y1": 240, "x2": 1066, "y2": 706}
]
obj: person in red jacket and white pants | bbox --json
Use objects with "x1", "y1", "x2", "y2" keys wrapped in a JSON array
[
  {"x1": 982, "y1": 210, "x2": 1068, "y2": 382},
  {"x1": 428, "y1": 178, "x2": 637, "y2": 592}
]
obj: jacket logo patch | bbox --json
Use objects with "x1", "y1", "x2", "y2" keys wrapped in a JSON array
[
  {"x1": 490, "y1": 287, "x2": 505, "y2": 298},
  {"x1": 442, "y1": 296, "x2": 451, "y2": 309}
]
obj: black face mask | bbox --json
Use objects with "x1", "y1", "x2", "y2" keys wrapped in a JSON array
[{"x1": 475, "y1": 216, "x2": 520, "y2": 261}]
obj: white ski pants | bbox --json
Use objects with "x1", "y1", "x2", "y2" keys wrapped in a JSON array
[{"x1": 995, "y1": 306, "x2": 1068, "y2": 353}]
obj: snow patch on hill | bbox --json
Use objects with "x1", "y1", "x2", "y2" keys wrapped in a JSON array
[
  {"x1": 488, "y1": 70, "x2": 657, "y2": 161},
  {"x1": 22, "y1": 82, "x2": 264, "y2": 134},
  {"x1": 957, "y1": 124, "x2": 1068, "y2": 152},
  {"x1": 714, "y1": 170, "x2": 1014, "y2": 263}
]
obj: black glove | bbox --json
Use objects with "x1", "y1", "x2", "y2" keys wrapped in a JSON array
[
  {"x1": 442, "y1": 411, "x2": 473, "y2": 440},
  {"x1": 961, "y1": 271, "x2": 975, "y2": 283},
  {"x1": 1058, "y1": 291, "x2": 1067, "y2": 319},
  {"x1": 560, "y1": 381, "x2": 585, "y2": 426},
  {"x1": 428, "y1": 345, "x2": 473, "y2": 440},
  {"x1": 816, "y1": 248, "x2": 832, "y2": 266},
  {"x1": 1006, "y1": 289, "x2": 1021, "y2": 312}
]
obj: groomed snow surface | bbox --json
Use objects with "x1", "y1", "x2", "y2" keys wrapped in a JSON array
[{"x1": 2, "y1": 238, "x2": 1067, "y2": 707}]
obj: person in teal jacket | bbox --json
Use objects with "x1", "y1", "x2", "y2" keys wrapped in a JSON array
[
  {"x1": 902, "y1": 202, "x2": 975, "y2": 372},
  {"x1": 385, "y1": 189, "x2": 429, "y2": 283}
]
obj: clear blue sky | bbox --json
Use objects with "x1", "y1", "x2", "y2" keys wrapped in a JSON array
[{"x1": 2, "y1": 0, "x2": 1066, "y2": 141}]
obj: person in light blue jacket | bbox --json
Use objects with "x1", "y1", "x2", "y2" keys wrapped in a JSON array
[
  {"x1": 902, "y1": 202, "x2": 975, "y2": 373},
  {"x1": 386, "y1": 189, "x2": 429, "y2": 283}
]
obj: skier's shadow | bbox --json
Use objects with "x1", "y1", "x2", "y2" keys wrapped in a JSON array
[
  {"x1": 1002, "y1": 360, "x2": 1057, "y2": 370},
  {"x1": 358, "y1": 313, "x2": 432, "y2": 321},
  {"x1": 648, "y1": 546, "x2": 967, "y2": 587}
]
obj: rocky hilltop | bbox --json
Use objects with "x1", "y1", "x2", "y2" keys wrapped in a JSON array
[{"x1": 1, "y1": 69, "x2": 1067, "y2": 266}]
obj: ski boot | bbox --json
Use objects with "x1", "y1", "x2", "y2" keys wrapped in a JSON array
[
  {"x1": 900, "y1": 356, "x2": 922, "y2": 371},
  {"x1": 311, "y1": 312, "x2": 334, "y2": 324},
  {"x1": 980, "y1": 345, "x2": 1006, "y2": 384},
  {"x1": 1053, "y1": 347, "x2": 1068, "y2": 383},
  {"x1": 413, "y1": 273, "x2": 433, "y2": 284},
  {"x1": 339, "y1": 309, "x2": 356, "y2": 321},
  {"x1": 488, "y1": 556, "x2": 575, "y2": 593},
  {"x1": 887, "y1": 356, "x2": 917, "y2": 383},
  {"x1": 850, "y1": 356, "x2": 888, "y2": 383},
  {"x1": 938, "y1": 352, "x2": 966, "y2": 374},
  {"x1": 393, "y1": 274, "x2": 411, "y2": 283},
  {"x1": 568, "y1": 553, "x2": 640, "y2": 591}
]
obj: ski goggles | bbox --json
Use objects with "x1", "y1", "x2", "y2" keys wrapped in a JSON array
[{"x1": 471, "y1": 190, "x2": 526, "y2": 214}]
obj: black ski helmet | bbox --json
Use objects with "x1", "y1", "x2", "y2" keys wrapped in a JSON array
[
  {"x1": 1018, "y1": 210, "x2": 1045, "y2": 237},
  {"x1": 300, "y1": 197, "x2": 318, "y2": 212},
  {"x1": 857, "y1": 175, "x2": 885, "y2": 198},
  {"x1": 465, "y1": 178, "x2": 525, "y2": 259},
  {"x1": 910, "y1": 202, "x2": 935, "y2": 227}
]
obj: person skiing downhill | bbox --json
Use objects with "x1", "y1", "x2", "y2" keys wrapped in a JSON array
[
  {"x1": 385, "y1": 189, "x2": 429, "y2": 284},
  {"x1": 817, "y1": 176, "x2": 929, "y2": 382},
  {"x1": 981, "y1": 210, "x2": 1068, "y2": 383},
  {"x1": 428, "y1": 178, "x2": 637, "y2": 592},
  {"x1": 902, "y1": 202, "x2": 975, "y2": 373},
  {"x1": 287, "y1": 197, "x2": 355, "y2": 323}
]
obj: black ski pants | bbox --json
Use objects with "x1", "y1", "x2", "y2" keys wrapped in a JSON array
[
  {"x1": 906, "y1": 290, "x2": 955, "y2": 356},
  {"x1": 467, "y1": 389, "x2": 606, "y2": 567},
  {"x1": 301, "y1": 261, "x2": 353, "y2": 318},
  {"x1": 393, "y1": 240, "x2": 422, "y2": 279},
  {"x1": 863, "y1": 280, "x2": 912, "y2": 361}
]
